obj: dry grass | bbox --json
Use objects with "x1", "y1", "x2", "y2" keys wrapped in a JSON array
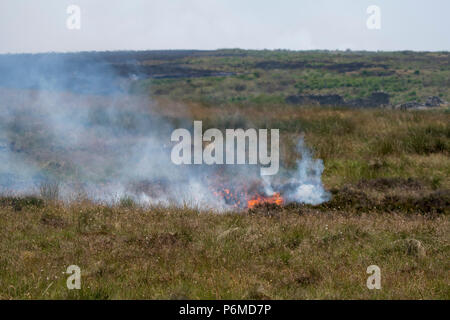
[
  {"x1": 2, "y1": 100, "x2": 447, "y2": 300},
  {"x1": 0, "y1": 200, "x2": 448, "y2": 299},
  {"x1": 1, "y1": 51, "x2": 449, "y2": 300},
  {"x1": 158, "y1": 100, "x2": 449, "y2": 190}
]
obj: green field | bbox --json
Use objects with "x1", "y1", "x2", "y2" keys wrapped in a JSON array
[{"x1": 130, "y1": 50, "x2": 450, "y2": 106}]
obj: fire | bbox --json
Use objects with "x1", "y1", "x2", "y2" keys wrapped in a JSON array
[
  {"x1": 247, "y1": 192, "x2": 283, "y2": 209},
  {"x1": 212, "y1": 186, "x2": 284, "y2": 209},
  {"x1": 208, "y1": 172, "x2": 284, "y2": 209}
]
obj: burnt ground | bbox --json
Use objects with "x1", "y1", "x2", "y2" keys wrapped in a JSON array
[
  {"x1": 250, "y1": 178, "x2": 450, "y2": 216},
  {"x1": 253, "y1": 60, "x2": 389, "y2": 73}
]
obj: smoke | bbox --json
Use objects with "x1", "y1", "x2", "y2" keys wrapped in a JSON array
[
  {"x1": 0, "y1": 53, "x2": 330, "y2": 210},
  {"x1": 282, "y1": 139, "x2": 331, "y2": 205}
]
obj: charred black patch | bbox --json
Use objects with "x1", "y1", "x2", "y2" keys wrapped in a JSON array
[
  {"x1": 316, "y1": 179, "x2": 449, "y2": 215},
  {"x1": 319, "y1": 186, "x2": 375, "y2": 211},
  {"x1": 356, "y1": 177, "x2": 424, "y2": 191},
  {"x1": 286, "y1": 92, "x2": 390, "y2": 108},
  {"x1": 380, "y1": 189, "x2": 450, "y2": 215},
  {"x1": 253, "y1": 60, "x2": 309, "y2": 70},
  {"x1": 324, "y1": 62, "x2": 387, "y2": 73}
]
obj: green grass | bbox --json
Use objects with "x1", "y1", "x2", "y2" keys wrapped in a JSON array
[{"x1": 129, "y1": 50, "x2": 450, "y2": 106}]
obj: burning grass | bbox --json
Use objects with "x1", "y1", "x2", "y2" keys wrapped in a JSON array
[{"x1": 247, "y1": 192, "x2": 283, "y2": 209}]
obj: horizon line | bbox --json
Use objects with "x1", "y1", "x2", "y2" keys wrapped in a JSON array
[{"x1": 1, "y1": 48, "x2": 449, "y2": 55}]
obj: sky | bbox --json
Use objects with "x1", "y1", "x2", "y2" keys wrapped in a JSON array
[{"x1": 0, "y1": 0, "x2": 449, "y2": 53}]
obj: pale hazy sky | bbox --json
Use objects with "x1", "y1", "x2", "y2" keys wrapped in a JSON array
[{"x1": 1, "y1": 0, "x2": 449, "y2": 53}]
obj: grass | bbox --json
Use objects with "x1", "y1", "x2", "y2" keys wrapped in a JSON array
[
  {"x1": 0, "y1": 50, "x2": 449, "y2": 299},
  {"x1": 0, "y1": 200, "x2": 448, "y2": 299},
  {"x1": 172, "y1": 102, "x2": 449, "y2": 190},
  {"x1": 130, "y1": 50, "x2": 450, "y2": 106},
  {"x1": 1, "y1": 95, "x2": 448, "y2": 300}
]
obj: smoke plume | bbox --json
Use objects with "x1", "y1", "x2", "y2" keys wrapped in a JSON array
[{"x1": 0, "y1": 53, "x2": 330, "y2": 210}]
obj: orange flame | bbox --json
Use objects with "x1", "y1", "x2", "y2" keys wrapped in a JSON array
[
  {"x1": 247, "y1": 192, "x2": 283, "y2": 209},
  {"x1": 209, "y1": 177, "x2": 284, "y2": 209}
]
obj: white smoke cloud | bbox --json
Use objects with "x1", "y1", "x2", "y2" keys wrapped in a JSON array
[
  {"x1": 287, "y1": 138, "x2": 330, "y2": 205},
  {"x1": 0, "y1": 53, "x2": 330, "y2": 210}
]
